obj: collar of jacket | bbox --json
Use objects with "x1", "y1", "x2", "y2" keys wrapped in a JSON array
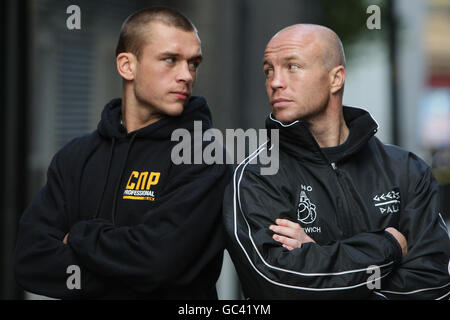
[
  {"x1": 265, "y1": 106, "x2": 379, "y2": 165},
  {"x1": 97, "y1": 96, "x2": 212, "y2": 140}
]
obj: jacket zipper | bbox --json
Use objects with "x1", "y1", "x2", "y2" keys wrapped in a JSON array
[{"x1": 330, "y1": 161, "x2": 353, "y2": 238}]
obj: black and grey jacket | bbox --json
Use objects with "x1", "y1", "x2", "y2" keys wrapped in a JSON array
[{"x1": 223, "y1": 106, "x2": 450, "y2": 299}]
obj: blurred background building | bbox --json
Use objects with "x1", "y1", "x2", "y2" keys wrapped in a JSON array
[{"x1": 1, "y1": 0, "x2": 449, "y2": 299}]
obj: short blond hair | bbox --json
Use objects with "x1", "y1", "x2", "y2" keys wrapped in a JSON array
[{"x1": 115, "y1": 7, "x2": 198, "y2": 60}]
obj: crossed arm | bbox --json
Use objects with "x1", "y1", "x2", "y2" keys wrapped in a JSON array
[
  {"x1": 270, "y1": 218, "x2": 408, "y2": 257},
  {"x1": 226, "y1": 164, "x2": 449, "y2": 299}
]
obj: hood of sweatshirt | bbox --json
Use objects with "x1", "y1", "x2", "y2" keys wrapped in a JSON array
[
  {"x1": 93, "y1": 96, "x2": 213, "y2": 223},
  {"x1": 266, "y1": 106, "x2": 379, "y2": 165},
  {"x1": 98, "y1": 96, "x2": 212, "y2": 139},
  {"x1": 14, "y1": 95, "x2": 231, "y2": 299}
]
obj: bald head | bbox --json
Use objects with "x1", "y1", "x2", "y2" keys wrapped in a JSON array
[
  {"x1": 263, "y1": 24, "x2": 347, "y2": 124},
  {"x1": 269, "y1": 24, "x2": 346, "y2": 70}
]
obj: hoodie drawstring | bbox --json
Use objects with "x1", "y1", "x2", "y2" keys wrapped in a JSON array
[
  {"x1": 93, "y1": 137, "x2": 116, "y2": 219},
  {"x1": 111, "y1": 133, "x2": 137, "y2": 225}
]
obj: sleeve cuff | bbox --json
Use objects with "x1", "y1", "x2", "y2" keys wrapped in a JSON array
[{"x1": 382, "y1": 230, "x2": 403, "y2": 266}]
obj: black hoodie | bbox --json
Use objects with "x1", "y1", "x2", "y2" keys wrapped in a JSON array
[
  {"x1": 223, "y1": 106, "x2": 450, "y2": 299},
  {"x1": 14, "y1": 96, "x2": 232, "y2": 299}
]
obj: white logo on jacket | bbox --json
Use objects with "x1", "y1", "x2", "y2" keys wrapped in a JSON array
[
  {"x1": 373, "y1": 188, "x2": 400, "y2": 214},
  {"x1": 297, "y1": 185, "x2": 317, "y2": 224}
]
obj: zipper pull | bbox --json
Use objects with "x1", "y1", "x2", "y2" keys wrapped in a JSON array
[{"x1": 331, "y1": 162, "x2": 337, "y2": 170}]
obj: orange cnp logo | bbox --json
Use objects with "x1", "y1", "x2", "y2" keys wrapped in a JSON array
[
  {"x1": 123, "y1": 171, "x2": 160, "y2": 201},
  {"x1": 126, "y1": 171, "x2": 160, "y2": 190}
]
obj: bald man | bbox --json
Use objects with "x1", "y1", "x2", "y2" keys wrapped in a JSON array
[{"x1": 223, "y1": 24, "x2": 450, "y2": 299}]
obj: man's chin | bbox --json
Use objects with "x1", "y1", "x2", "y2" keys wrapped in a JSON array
[
  {"x1": 160, "y1": 102, "x2": 185, "y2": 117},
  {"x1": 271, "y1": 110, "x2": 299, "y2": 125}
]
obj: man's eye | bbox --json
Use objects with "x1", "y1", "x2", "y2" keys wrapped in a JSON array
[
  {"x1": 164, "y1": 58, "x2": 175, "y2": 63},
  {"x1": 189, "y1": 61, "x2": 199, "y2": 71},
  {"x1": 264, "y1": 68, "x2": 273, "y2": 77},
  {"x1": 289, "y1": 64, "x2": 300, "y2": 70}
]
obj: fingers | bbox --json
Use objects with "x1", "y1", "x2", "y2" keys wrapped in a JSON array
[
  {"x1": 272, "y1": 233, "x2": 302, "y2": 249},
  {"x1": 282, "y1": 244, "x2": 295, "y2": 251},
  {"x1": 270, "y1": 218, "x2": 316, "y2": 250},
  {"x1": 269, "y1": 219, "x2": 304, "y2": 240},
  {"x1": 269, "y1": 224, "x2": 299, "y2": 240},
  {"x1": 269, "y1": 219, "x2": 303, "y2": 249},
  {"x1": 275, "y1": 218, "x2": 301, "y2": 229}
]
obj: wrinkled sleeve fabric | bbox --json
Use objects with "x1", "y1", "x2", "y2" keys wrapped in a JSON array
[
  {"x1": 14, "y1": 152, "x2": 107, "y2": 299},
  {"x1": 224, "y1": 165, "x2": 402, "y2": 299},
  {"x1": 376, "y1": 160, "x2": 450, "y2": 300},
  {"x1": 68, "y1": 162, "x2": 231, "y2": 294}
]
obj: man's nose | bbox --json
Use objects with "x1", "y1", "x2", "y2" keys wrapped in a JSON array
[
  {"x1": 176, "y1": 62, "x2": 194, "y2": 84},
  {"x1": 269, "y1": 69, "x2": 286, "y2": 90}
]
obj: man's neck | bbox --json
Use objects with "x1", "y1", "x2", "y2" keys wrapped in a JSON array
[
  {"x1": 306, "y1": 105, "x2": 349, "y2": 148},
  {"x1": 121, "y1": 93, "x2": 164, "y2": 134}
]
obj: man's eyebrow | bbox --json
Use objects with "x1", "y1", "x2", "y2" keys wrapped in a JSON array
[
  {"x1": 159, "y1": 51, "x2": 181, "y2": 57},
  {"x1": 159, "y1": 51, "x2": 203, "y2": 62},
  {"x1": 283, "y1": 55, "x2": 302, "y2": 61},
  {"x1": 262, "y1": 58, "x2": 271, "y2": 66},
  {"x1": 262, "y1": 54, "x2": 302, "y2": 66},
  {"x1": 190, "y1": 54, "x2": 203, "y2": 62}
]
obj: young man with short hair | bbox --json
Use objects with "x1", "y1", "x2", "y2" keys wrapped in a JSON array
[{"x1": 15, "y1": 7, "x2": 231, "y2": 299}]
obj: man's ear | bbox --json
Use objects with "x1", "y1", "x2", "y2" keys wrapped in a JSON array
[
  {"x1": 116, "y1": 53, "x2": 137, "y2": 81},
  {"x1": 329, "y1": 65, "x2": 346, "y2": 94}
]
